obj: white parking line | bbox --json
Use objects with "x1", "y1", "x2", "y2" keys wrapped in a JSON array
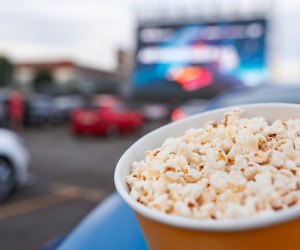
[
  {"x1": 0, "y1": 192, "x2": 75, "y2": 220},
  {"x1": 0, "y1": 183, "x2": 106, "y2": 220},
  {"x1": 52, "y1": 182, "x2": 106, "y2": 202}
]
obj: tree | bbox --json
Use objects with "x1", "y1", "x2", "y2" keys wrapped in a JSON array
[
  {"x1": 32, "y1": 69, "x2": 54, "y2": 92},
  {"x1": 0, "y1": 56, "x2": 14, "y2": 87}
]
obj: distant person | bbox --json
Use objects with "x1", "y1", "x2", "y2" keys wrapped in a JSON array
[{"x1": 8, "y1": 89, "x2": 24, "y2": 130}]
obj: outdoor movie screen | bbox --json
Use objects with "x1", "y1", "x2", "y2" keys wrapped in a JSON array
[{"x1": 133, "y1": 19, "x2": 267, "y2": 98}]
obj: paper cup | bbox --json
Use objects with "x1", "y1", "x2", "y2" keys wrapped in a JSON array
[{"x1": 115, "y1": 103, "x2": 300, "y2": 250}]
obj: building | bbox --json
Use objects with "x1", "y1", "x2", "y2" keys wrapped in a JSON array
[{"x1": 14, "y1": 60, "x2": 124, "y2": 94}]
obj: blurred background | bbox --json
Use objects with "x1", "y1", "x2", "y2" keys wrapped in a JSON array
[{"x1": 1, "y1": 0, "x2": 300, "y2": 249}]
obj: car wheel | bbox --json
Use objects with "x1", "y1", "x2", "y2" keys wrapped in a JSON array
[{"x1": 0, "y1": 157, "x2": 15, "y2": 202}]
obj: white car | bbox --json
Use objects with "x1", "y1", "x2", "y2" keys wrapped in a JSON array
[{"x1": 0, "y1": 128, "x2": 30, "y2": 201}]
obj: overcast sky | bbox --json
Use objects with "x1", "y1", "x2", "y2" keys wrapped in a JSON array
[
  {"x1": 0, "y1": 0, "x2": 138, "y2": 70},
  {"x1": 0, "y1": 0, "x2": 240, "y2": 70},
  {"x1": 0, "y1": 0, "x2": 299, "y2": 71}
]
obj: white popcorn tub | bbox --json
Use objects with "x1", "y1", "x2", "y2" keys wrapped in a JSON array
[{"x1": 115, "y1": 103, "x2": 300, "y2": 250}]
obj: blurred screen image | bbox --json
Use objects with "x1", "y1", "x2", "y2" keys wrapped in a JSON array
[{"x1": 134, "y1": 19, "x2": 267, "y2": 99}]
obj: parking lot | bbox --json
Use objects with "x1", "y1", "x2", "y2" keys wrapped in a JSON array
[{"x1": 0, "y1": 122, "x2": 165, "y2": 250}]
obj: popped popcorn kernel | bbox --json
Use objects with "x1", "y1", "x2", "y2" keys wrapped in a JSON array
[{"x1": 126, "y1": 109, "x2": 300, "y2": 219}]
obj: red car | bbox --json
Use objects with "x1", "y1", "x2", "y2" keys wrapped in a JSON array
[{"x1": 70, "y1": 106, "x2": 143, "y2": 136}]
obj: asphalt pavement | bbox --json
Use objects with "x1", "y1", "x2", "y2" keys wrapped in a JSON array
[{"x1": 0, "y1": 121, "x2": 166, "y2": 250}]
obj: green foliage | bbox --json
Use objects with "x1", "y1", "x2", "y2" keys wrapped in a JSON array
[
  {"x1": 32, "y1": 69, "x2": 54, "y2": 92},
  {"x1": 0, "y1": 56, "x2": 14, "y2": 87}
]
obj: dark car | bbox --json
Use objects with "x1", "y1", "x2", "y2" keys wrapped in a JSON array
[
  {"x1": 204, "y1": 85, "x2": 300, "y2": 110},
  {"x1": 24, "y1": 96, "x2": 64, "y2": 126},
  {"x1": 53, "y1": 95, "x2": 85, "y2": 120},
  {"x1": 0, "y1": 91, "x2": 9, "y2": 127},
  {"x1": 170, "y1": 85, "x2": 300, "y2": 120}
]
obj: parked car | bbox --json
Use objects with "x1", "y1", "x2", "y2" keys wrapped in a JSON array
[
  {"x1": 0, "y1": 129, "x2": 29, "y2": 201},
  {"x1": 53, "y1": 94, "x2": 85, "y2": 120},
  {"x1": 171, "y1": 85, "x2": 300, "y2": 120},
  {"x1": 24, "y1": 96, "x2": 64, "y2": 126},
  {"x1": 204, "y1": 85, "x2": 300, "y2": 110},
  {"x1": 70, "y1": 105, "x2": 143, "y2": 136},
  {"x1": 0, "y1": 91, "x2": 9, "y2": 127}
]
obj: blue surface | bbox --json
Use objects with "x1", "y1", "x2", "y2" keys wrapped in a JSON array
[{"x1": 57, "y1": 193, "x2": 147, "y2": 250}]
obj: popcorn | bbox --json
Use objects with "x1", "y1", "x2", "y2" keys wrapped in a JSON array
[
  {"x1": 293, "y1": 138, "x2": 300, "y2": 151},
  {"x1": 228, "y1": 171, "x2": 247, "y2": 192},
  {"x1": 185, "y1": 168, "x2": 202, "y2": 183},
  {"x1": 209, "y1": 171, "x2": 228, "y2": 193},
  {"x1": 126, "y1": 109, "x2": 300, "y2": 219},
  {"x1": 270, "y1": 150, "x2": 285, "y2": 167}
]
